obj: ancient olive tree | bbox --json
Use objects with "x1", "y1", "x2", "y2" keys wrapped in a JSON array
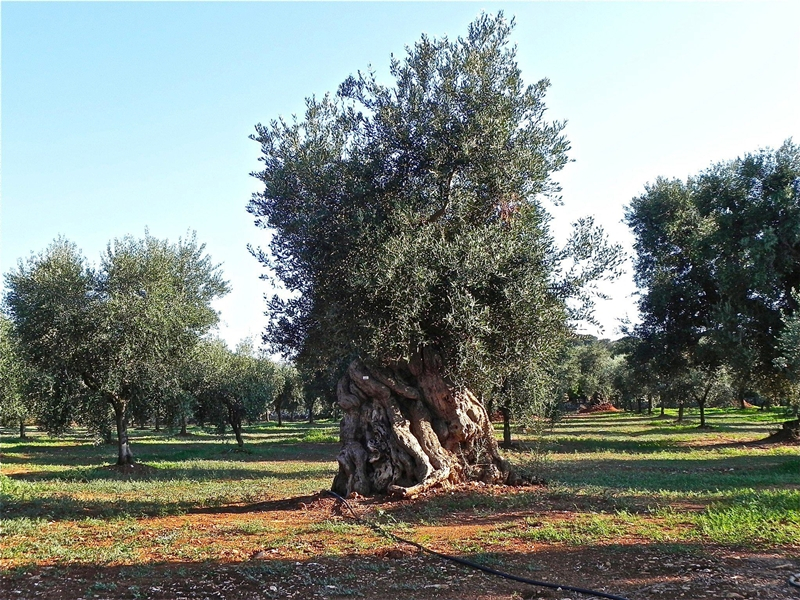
[
  {"x1": 249, "y1": 14, "x2": 619, "y2": 497},
  {"x1": 3, "y1": 234, "x2": 228, "y2": 465}
]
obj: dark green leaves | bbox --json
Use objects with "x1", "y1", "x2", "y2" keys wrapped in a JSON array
[
  {"x1": 626, "y1": 140, "x2": 800, "y2": 402},
  {"x1": 3, "y1": 232, "x2": 229, "y2": 435},
  {"x1": 249, "y1": 13, "x2": 619, "y2": 411}
]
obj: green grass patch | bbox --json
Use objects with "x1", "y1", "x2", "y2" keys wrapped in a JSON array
[{"x1": 1, "y1": 410, "x2": 798, "y2": 570}]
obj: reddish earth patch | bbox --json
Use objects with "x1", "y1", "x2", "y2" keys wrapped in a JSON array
[
  {"x1": 3, "y1": 490, "x2": 800, "y2": 599},
  {"x1": 3, "y1": 543, "x2": 799, "y2": 599},
  {"x1": 578, "y1": 403, "x2": 622, "y2": 414}
]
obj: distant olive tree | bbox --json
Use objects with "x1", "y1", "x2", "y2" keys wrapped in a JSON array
[
  {"x1": 273, "y1": 365, "x2": 303, "y2": 426},
  {"x1": 774, "y1": 295, "x2": 800, "y2": 437},
  {"x1": 626, "y1": 141, "x2": 800, "y2": 427},
  {"x1": 188, "y1": 338, "x2": 282, "y2": 448},
  {"x1": 0, "y1": 317, "x2": 35, "y2": 438}
]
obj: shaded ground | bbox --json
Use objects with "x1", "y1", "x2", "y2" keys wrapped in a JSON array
[{"x1": 3, "y1": 551, "x2": 799, "y2": 600}]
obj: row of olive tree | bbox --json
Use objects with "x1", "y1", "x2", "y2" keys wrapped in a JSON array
[
  {"x1": 1, "y1": 233, "x2": 299, "y2": 464},
  {"x1": 623, "y1": 141, "x2": 800, "y2": 433},
  {"x1": 550, "y1": 334, "x2": 740, "y2": 421},
  {"x1": 187, "y1": 338, "x2": 303, "y2": 446}
]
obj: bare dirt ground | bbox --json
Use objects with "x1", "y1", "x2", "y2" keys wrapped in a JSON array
[{"x1": 3, "y1": 491, "x2": 799, "y2": 600}]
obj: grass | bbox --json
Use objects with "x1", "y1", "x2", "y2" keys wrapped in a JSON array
[
  {"x1": 502, "y1": 407, "x2": 800, "y2": 549},
  {"x1": 0, "y1": 407, "x2": 798, "y2": 598},
  {"x1": 1, "y1": 422, "x2": 338, "y2": 523}
]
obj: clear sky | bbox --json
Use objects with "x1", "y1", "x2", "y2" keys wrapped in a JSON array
[{"x1": 2, "y1": 2, "x2": 799, "y2": 348}]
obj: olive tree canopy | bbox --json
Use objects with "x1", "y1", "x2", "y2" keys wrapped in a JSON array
[{"x1": 626, "y1": 140, "x2": 800, "y2": 428}]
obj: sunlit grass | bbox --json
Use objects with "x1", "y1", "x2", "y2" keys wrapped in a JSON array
[{"x1": 1, "y1": 409, "x2": 797, "y2": 571}]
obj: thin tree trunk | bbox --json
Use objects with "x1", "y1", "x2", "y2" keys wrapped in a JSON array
[
  {"x1": 677, "y1": 399, "x2": 684, "y2": 423},
  {"x1": 180, "y1": 411, "x2": 188, "y2": 436},
  {"x1": 233, "y1": 421, "x2": 244, "y2": 448},
  {"x1": 697, "y1": 381, "x2": 713, "y2": 428},
  {"x1": 277, "y1": 406, "x2": 283, "y2": 427},
  {"x1": 19, "y1": 418, "x2": 27, "y2": 440},
  {"x1": 306, "y1": 399, "x2": 315, "y2": 424},
  {"x1": 636, "y1": 398, "x2": 642, "y2": 414},
  {"x1": 500, "y1": 407, "x2": 512, "y2": 449},
  {"x1": 660, "y1": 399, "x2": 665, "y2": 417},
  {"x1": 226, "y1": 402, "x2": 244, "y2": 449},
  {"x1": 332, "y1": 349, "x2": 514, "y2": 498},
  {"x1": 647, "y1": 396, "x2": 652, "y2": 415},
  {"x1": 112, "y1": 399, "x2": 134, "y2": 465},
  {"x1": 154, "y1": 406, "x2": 161, "y2": 432}
]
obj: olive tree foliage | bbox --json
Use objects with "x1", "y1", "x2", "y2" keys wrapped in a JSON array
[
  {"x1": 248, "y1": 14, "x2": 622, "y2": 497},
  {"x1": 188, "y1": 338, "x2": 281, "y2": 448},
  {"x1": 272, "y1": 364, "x2": 304, "y2": 426},
  {"x1": 549, "y1": 335, "x2": 642, "y2": 415},
  {"x1": 625, "y1": 141, "x2": 800, "y2": 424},
  {"x1": 567, "y1": 337, "x2": 618, "y2": 404},
  {"x1": 299, "y1": 365, "x2": 339, "y2": 422},
  {"x1": 608, "y1": 337, "x2": 664, "y2": 414},
  {"x1": 776, "y1": 295, "x2": 800, "y2": 411},
  {"x1": 775, "y1": 293, "x2": 800, "y2": 436},
  {"x1": 3, "y1": 234, "x2": 228, "y2": 465},
  {"x1": 0, "y1": 316, "x2": 34, "y2": 438}
]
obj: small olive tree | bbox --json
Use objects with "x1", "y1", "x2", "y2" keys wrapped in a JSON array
[
  {"x1": 0, "y1": 316, "x2": 35, "y2": 438},
  {"x1": 188, "y1": 338, "x2": 282, "y2": 448}
]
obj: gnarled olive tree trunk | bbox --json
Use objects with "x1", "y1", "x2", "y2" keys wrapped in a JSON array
[{"x1": 332, "y1": 348, "x2": 515, "y2": 498}]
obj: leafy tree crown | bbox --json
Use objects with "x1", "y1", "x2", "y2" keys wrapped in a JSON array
[{"x1": 249, "y1": 13, "x2": 617, "y2": 396}]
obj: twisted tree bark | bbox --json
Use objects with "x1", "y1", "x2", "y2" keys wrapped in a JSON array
[{"x1": 332, "y1": 348, "x2": 515, "y2": 498}]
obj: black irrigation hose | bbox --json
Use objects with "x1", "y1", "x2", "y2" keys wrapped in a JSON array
[{"x1": 324, "y1": 490, "x2": 632, "y2": 600}]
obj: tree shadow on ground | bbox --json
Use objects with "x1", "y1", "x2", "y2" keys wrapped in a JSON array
[
  {"x1": 0, "y1": 439, "x2": 338, "y2": 468},
  {"x1": 3, "y1": 465, "x2": 337, "y2": 521},
  {"x1": 2, "y1": 540, "x2": 796, "y2": 600},
  {"x1": 538, "y1": 438, "x2": 679, "y2": 454},
  {"x1": 5, "y1": 462, "x2": 335, "y2": 483}
]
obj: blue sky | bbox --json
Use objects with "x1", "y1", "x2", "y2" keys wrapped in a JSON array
[{"x1": 3, "y1": 2, "x2": 799, "y2": 348}]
